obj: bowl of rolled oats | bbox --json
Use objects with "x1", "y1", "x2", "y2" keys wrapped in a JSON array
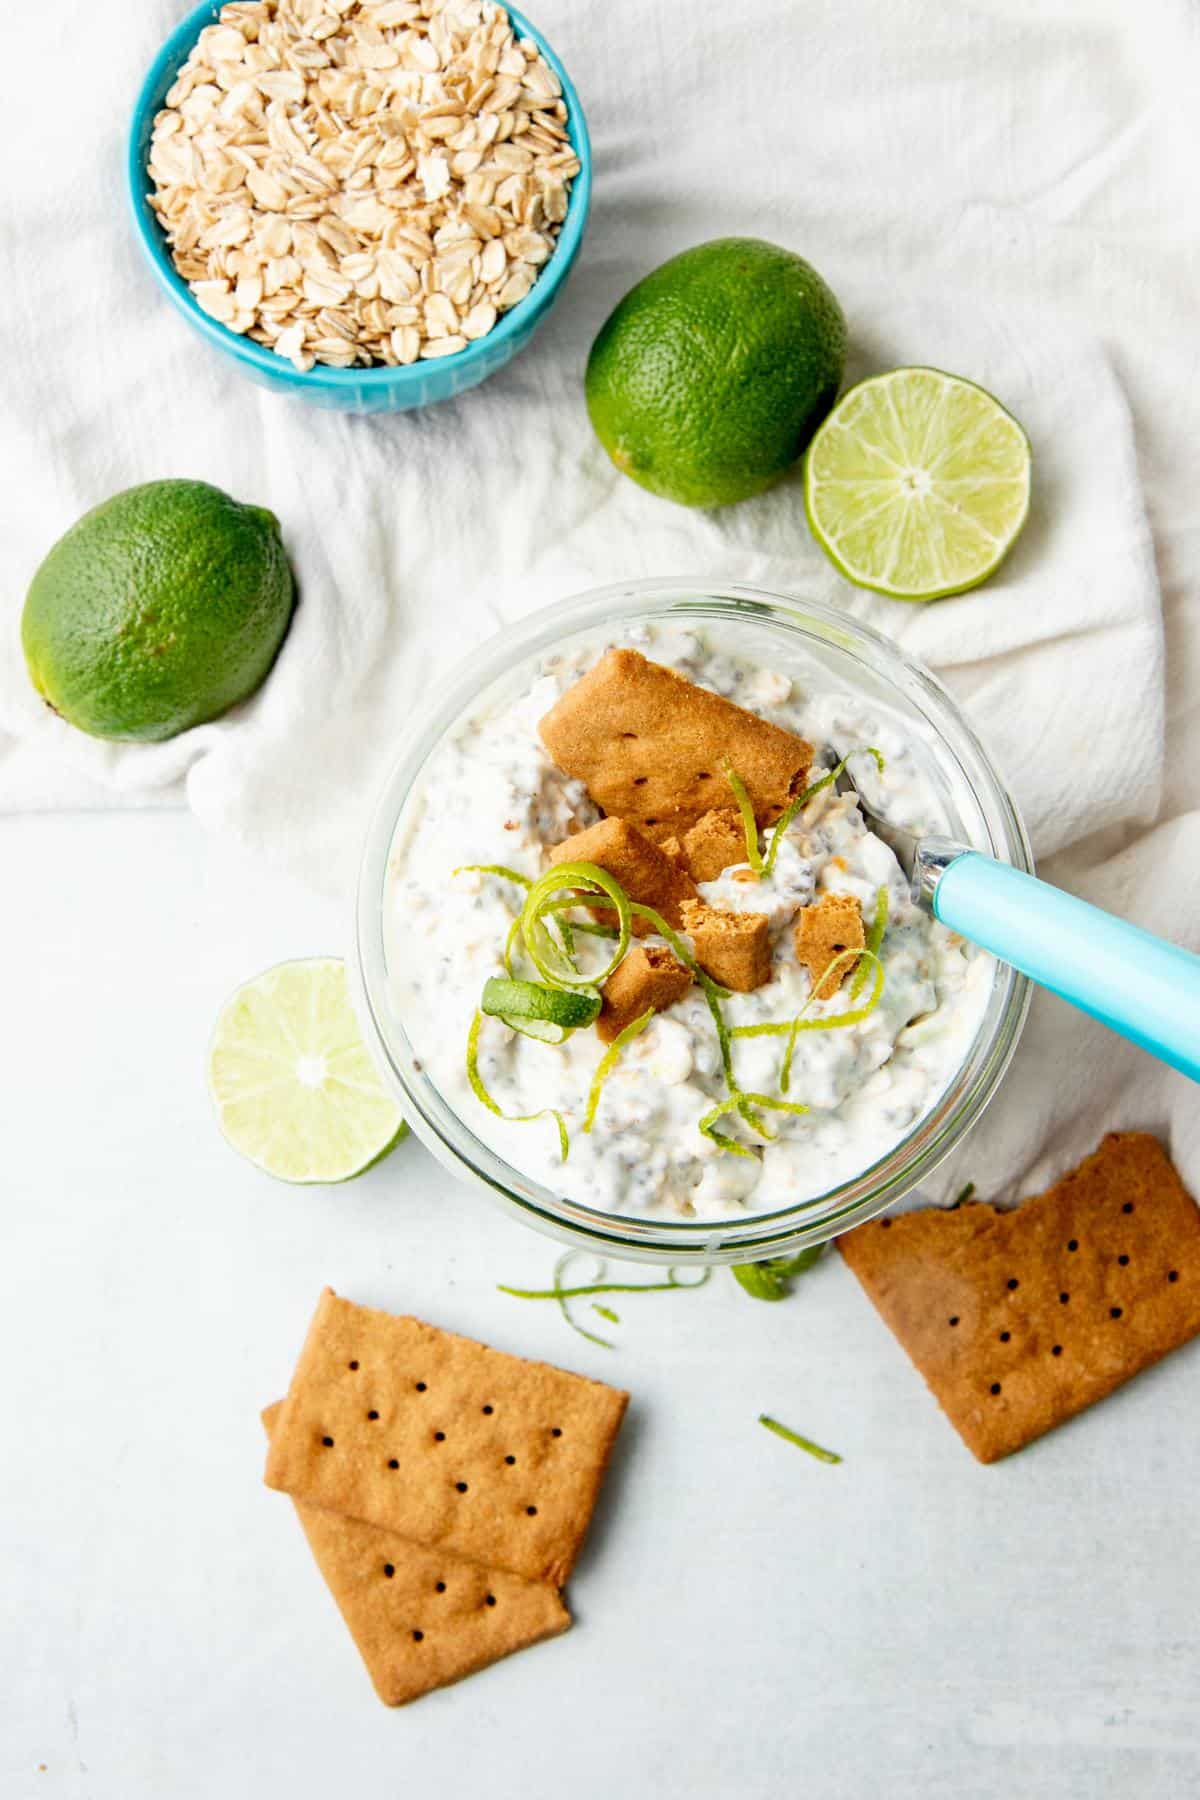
[{"x1": 129, "y1": 0, "x2": 589, "y2": 412}]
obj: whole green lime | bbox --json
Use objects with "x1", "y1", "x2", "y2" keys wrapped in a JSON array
[
  {"x1": 585, "y1": 238, "x2": 847, "y2": 509},
  {"x1": 22, "y1": 479, "x2": 295, "y2": 743}
]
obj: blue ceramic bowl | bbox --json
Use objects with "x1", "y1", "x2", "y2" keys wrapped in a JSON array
[{"x1": 128, "y1": 1, "x2": 591, "y2": 413}]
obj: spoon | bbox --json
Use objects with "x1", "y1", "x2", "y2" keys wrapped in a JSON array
[{"x1": 836, "y1": 769, "x2": 1200, "y2": 1082}]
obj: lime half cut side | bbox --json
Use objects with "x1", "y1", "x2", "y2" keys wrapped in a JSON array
[
  {"x1": 803, "y1": 368, "x2": 1032, "y2": 601},
  {"x1": 208, "y1": 957, "x2": 406, "y2": 1183}
]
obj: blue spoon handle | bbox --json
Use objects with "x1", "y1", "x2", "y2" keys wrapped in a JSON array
[{"x1": 930, "y1": 851, "x2": 1200, "y2": 1083}]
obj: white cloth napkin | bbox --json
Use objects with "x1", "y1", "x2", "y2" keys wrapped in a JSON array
[{"x1": 3, "y1": 0, "x2": 1198, "y2": 1206}]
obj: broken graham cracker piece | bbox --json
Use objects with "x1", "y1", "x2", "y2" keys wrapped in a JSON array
[
  {"x1": 262, "y1": 1404, "x2": 569, "y2": 1708},
  {"x1": 548, "y1": 817, "x2": 698, "y2": 936},
  {"x1": 838, "y1": 1132, "x2": 1200, "y2": 1464},
  {"x1": 598, "y1": 945, "x2": 692, "y2": 1043},
  {"x1": 538, "y1": 648, "x2": 813, "y2": 834},
  {"x1": 794, "y1": 892, "x2": 864, "y2": 1000},
  {"x1": 265, "y1": 1291, "x2": 629, "y2": 1586},
  {"x1": 679, "y1": 899, "x2": 771, "y2": 993},
  {"x1": 681, "y1": 808, "x2": 751, "y2": 881},
  {"x1": 655, "y1": 833, "x2": 690, "y2": 872}
]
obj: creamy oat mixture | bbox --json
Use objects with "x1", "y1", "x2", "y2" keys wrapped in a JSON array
[{"x1": 384, "y1": 623, "x2": 993, "y2": 1220}]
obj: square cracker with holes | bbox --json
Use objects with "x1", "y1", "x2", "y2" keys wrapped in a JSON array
[
  {"x1": 538, "y1": 648, "x2": 813, "y2": 833},
  {"x1": 838, "y1": 1132, "x2": 1200, "y2": 1463},
  {"x1": 262, "y1": 1404, "x2": 570, "y2": 1707},
  {"x1": 265, "y1": 1291, "x2": 629, "y2": 1585}
]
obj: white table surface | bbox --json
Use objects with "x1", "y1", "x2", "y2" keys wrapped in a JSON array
[{"x1": 5, "y1": 809, "x2": 1199, "y2": 1800}]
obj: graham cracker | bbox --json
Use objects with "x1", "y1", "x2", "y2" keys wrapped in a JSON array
[
  {"x1": 795, "y1": 892, "x2": 864, "y2": 1000},
  {"x1": 681, "y1": 808, "x2": 750, "y2": 881},
  {"x1": 262, "y1": 1404, "x2": 569, "y2": 1707},
  {"x1": 538, "y1": 649, "x2": 813, "y2": 833},
  {"x1": 838, "y1": 1132, "x2": 1200, "y2": 1463},
  {"x1": 599, "y1": 944, "x2": 692, "y2": 1042},
  {"x1": 548, "y1": 817, "x2": 698, "y2": 936},
  {"x1": 680, "y1": 899, "x2": 771, "y2": 992},
  {"x1": 265, "y1": 1292, "x2": 629, "y2": 1585},
  {"x1": 655, "y1": 834, "x2": 690, "y2": 872}
]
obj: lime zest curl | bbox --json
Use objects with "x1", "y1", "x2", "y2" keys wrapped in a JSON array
[
  {"x1": 498, "y1": 1250, "x2": 712, "y2": 1350},
  {"x1": 520, "y1": 860, "x2": 632, "y2": 990},
  {"x1": 699, "y1": 1089, "x2": 809, "y2": 1157},
  {"x1": 723, "y1": 762, "x2": 765, "y2": 876},
  {"x1": 729, "y1": 880, "x2": 889, "y2": 1092},
  {"x1": 719, "y1": 747, "x2": 884, "y2": 878},
  {"x1": 466, "y1": 1009, "x2": 569, "y2": 1161},
  {"x1": 584, "y1": 1007, "x2": 656, "y2": 1133},
  {"x1": 761, "y1": 746, "x2": 886, "y2": 876},
  {"x1": 851, "y1": 881, "x2": 890, "y2": 1001},
  {"x1": 731, "y1": 947, "x2": 885, "y2": 1095},
  {"x1": 780, "y1": 948, "x2": 885, "y2": 1092}
]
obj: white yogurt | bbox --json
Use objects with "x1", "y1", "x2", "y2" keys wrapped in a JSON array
[{"x1": 385, "y1": 622, "x2": 992, "y2": 1220}]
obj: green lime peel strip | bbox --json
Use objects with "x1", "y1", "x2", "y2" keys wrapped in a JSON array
[
  {"x1": 499, "y1": 1250, "x2": 711, "y2": 1350},
  {"x1": 625, "y1": 897, "x2": 782, "y2": 1153},
  {"x1": 626, "y1": 895, "x2": 777, "y2": 1151},
  {"x1": 764, "y1": 747, "x2": 887, "y2": 877},
  {"x1": 502, "y1": 913, "x2": 524, "y2": 979},
  {"x1": 452, "y1": 866, "x2": 567, "y2": 990},
  {"x1": 721, "y1": 747, "x2": 884, "y2": 878},
  {"x1": 779, "y1": 949, "x2": 885, "y2": 1093},
  {"x1": 723, "y1": 763, "x2": 765, "y2": 875},
  {"x1": 541, "y1": 900, "x2": 620, "y2": 939},
  {"x1": 728, "y1": 946, "x2": 883, "y2": 1089},
  {"x1": 466, "y1": 1009, "x2": 569, "y2": 1161},
  {"x1": 453, "y1": 863, "x2": 532, "y2": 888},
  {"x1": 732, "y1": 1244, "x2": 823, "y2": 1302},
  {"x1": 730, "y1": 895, "x2": 887, "y2": 1049},
  {"x1": 850, "y1": 881, "x2": 890, "y2": 1001},
  {"x1": 699, "y1": 1089, "x2": 809, "y2": 1158},
  {"x1": 758, "y1": 1413, "x2": 842, "y2": 1464},
  {"x1": 548, "y1": 888, "x2": 769, "y2": 1160},
  {"x1": 729, "y1": 878, "x2": 889, "y2": 1094},
  {"x1": 583, "y1": 1007, "x2": 655, "y2": 1132}
]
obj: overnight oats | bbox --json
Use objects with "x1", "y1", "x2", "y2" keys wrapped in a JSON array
[{"x1": 381, "y1": 617, "x2": 998, "y2": 1225}]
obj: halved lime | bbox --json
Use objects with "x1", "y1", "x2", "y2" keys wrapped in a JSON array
[
  {"x1": 208, "y1": 957, "x2": 406, "y2": 1183},
  {"x1": 803, "y1": 368, "x2": 1031, "y2": 601}
]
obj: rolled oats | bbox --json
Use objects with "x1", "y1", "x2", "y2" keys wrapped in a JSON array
[{"x1": 148, "y1": 0, "x2": 580, "y2": 373}]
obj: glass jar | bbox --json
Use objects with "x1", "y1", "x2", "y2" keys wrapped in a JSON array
[{"x1": 354, "y1": 580, "x2": 1032, "y2": 1265}]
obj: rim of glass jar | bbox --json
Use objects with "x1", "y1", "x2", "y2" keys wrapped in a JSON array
[{"x1": 354, "y1": 578, "x2": 1033, "y2": 1265}]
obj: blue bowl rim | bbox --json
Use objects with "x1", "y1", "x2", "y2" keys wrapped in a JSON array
[{"x1": 127, "y1": 0, "x2": 592, "y2": 393}]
